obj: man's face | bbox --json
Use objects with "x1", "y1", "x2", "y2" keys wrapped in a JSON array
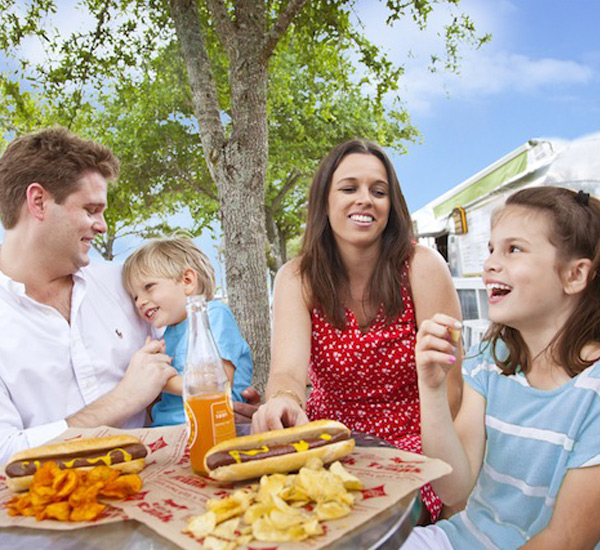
[{"x1": 44, "y1": 171, "x2": 108, "y2": 273}]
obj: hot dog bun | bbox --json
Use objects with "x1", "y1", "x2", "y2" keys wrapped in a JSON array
[
  {"x1": 204, "y1": 419, "x2": 355, "y2": 482},
  {"x1": 5, "y1": 435, "x2": 147, "y2": 492}
]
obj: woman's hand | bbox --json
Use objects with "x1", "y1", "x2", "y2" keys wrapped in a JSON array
[
  {"x1": 416, "y1": 313, "x2": 462, "y2": 391},
  {"x1": 251, "y1": 395, "x2": 309, "y2": 433}
]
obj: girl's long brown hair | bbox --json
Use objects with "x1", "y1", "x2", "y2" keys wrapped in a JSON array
[
  {"x1": 299, "y1": 139, "x2": 414, "y2": 328},
  {"x1": 485, "y1": 186, "x2": 600, "y2": 376}
]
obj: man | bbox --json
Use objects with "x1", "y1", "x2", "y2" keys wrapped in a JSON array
[{"x1": 0, "y1": 127, "x2": 178, "y2": 464}]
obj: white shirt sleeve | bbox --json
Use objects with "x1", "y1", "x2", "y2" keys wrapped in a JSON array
[{"x1": 0, "y1": 381, "x2": 67, "y2": 464}]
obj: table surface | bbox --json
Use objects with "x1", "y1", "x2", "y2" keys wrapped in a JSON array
[{"x1": 0, "y1": 430, "x2": 422, "y2": 550}]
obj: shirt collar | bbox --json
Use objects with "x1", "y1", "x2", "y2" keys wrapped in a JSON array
[
  {"x1": 0, "y1": 263, "x2": 87, "y2": 298},
  {"x1": 0, "y1": 265, "x2": 26, "y2": 297}
]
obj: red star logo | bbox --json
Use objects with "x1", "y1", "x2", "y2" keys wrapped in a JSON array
[
  {"x1": 361, "y1": 485, "x2": 387, "y2": 500},
  {"x1": 147, "y1": 437, "x2": 168, "y2": 452}
]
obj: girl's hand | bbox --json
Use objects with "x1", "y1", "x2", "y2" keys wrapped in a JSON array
[
  {"x1": 416, "y1": 313, "x2": 462, "y2": 391},
  {"x1": 251, "y1": 396, "x2": 309, "y2": 434}
]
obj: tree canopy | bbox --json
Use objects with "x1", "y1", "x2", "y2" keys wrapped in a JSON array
[{"x1": 0, "y1": 0, "x2": 489, "y2": 388}]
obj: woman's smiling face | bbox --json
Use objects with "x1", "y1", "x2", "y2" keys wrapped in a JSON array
[{"x1": 327, "y1": 153, "x2": 391, "y2": 251}]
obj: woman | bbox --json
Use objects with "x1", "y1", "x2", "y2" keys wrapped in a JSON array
[{"x1": 252, "y1": 139, "x2": 463, "y2": 521}]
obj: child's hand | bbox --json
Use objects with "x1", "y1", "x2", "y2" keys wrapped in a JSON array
[
  {"x1": 416, "y1": 313, "x2": 462, "y2": 391},
  {"x1": 145, "y1": 336, "x2": 166, "y2": 352}
]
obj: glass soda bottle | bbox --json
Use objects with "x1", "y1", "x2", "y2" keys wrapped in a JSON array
[{"x1": 183, "y1": 295, "x2": 236, "y2": 474}]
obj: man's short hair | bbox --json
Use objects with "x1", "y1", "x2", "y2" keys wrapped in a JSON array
[
  {"x1": 122, "y1": 238, "x2": 217, "y2": 301},
  {"x1": 0, "y1": 127, "x2": 120, "y2": 229}
]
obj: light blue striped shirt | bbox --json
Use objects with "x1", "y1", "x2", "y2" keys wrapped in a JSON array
[{"x1": 438, "y1": 342, "x2": 600, "y2": 549}]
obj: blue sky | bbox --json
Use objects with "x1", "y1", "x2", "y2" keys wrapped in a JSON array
[
  {"x1": 2, "y1": 0, "x2": 599, "y2": 285},
  {"x1": 366, "y1": 0, "x2": 600, "y2": 210}
]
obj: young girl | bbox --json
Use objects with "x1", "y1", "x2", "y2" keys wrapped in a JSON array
[
  {"x1": 122, "y1": 238, "x2": 253, "y2": 427},
  {"x1": 403, "y1": 187, "x2": 600, "y2": 549}
]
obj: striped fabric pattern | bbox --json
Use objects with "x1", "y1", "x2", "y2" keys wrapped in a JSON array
[{"x1": 437, "y1": 342, "x2": 600, "y2": 549}]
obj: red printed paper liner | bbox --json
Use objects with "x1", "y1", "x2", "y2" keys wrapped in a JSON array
[{"x1": 0, "y1": 425, "x2": 452, "y2": 549}]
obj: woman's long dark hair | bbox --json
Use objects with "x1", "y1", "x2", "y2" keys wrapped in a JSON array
[
  {"x1": 299, "y1": 139, "x2": 415, "y2": 328},
  {"x1": 485, "y1": 186, "x2": 600, "y2": 376}
]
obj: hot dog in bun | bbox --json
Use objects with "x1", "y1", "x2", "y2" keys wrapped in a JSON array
[
  {"x1": 205, "y1": 419, "x2": 354, "y2": 482},
  {"x1": 4, "y1": 435, "x2": 147, "y2": 492}
]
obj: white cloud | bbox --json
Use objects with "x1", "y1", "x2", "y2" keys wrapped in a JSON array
[
  {"x1": 399, "y1": 52, "x2": 594, "y2": 115},
  {"x1": 355, "y1": 0, "x2": 597, "y2": 117}
]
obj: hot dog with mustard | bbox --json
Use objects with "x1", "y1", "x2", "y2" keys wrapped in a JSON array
[
  {"x1": 4, "y1": 435, "x2": 147, "y2": 492},
  {"x1": 204, "y1": 419, "x2": 354, "y2": 482}
]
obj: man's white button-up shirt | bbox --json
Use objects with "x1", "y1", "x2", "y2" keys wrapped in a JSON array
[{"x1": 0, "y1": 260, "x2": 150, "y2": 464}]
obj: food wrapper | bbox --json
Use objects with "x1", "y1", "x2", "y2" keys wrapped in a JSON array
[{"x1": 0, "y1": 425, "x2": 451, "y2": 549}]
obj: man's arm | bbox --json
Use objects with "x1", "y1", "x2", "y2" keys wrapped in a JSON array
[
  {"x1": 67, "y1": 339, "x2": 176, "y2": 428},
  {"x1": 0, "y1": 383, "x2": 68, "y2": 464}
]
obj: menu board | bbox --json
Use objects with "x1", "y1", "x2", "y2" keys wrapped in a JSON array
[{"x1": 457, "y1": 205, "x2": 493, "y2": 276}]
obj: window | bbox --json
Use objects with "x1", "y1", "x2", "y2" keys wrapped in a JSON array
[{"x1": 457, "y1": 289, "x2": 479, "y2": 321}]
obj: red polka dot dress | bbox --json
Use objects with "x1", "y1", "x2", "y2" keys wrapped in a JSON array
[{"x1": 305, "y1": 272, "x2": 442, "y2": 521}]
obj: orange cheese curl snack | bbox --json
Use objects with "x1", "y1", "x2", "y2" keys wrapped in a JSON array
[{"x1": 7, "y1": 461, "x2": 142, "y2": 522}]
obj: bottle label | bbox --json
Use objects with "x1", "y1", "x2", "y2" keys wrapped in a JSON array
[
  {"x1": 210, "y1": 395, "x2": 236, "y2": 442},
  {"x1": 184, "y1": 400, "x2": 198, "y2": 448}
]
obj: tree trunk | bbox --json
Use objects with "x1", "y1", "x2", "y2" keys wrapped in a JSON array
[{"x1": 168, "y1": 0, "x2": 271, "y2": 392}]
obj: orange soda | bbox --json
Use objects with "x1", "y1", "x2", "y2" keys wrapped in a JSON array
[
  {"x1": 183, "y1": 295, "x2": 237, "y2": 475},
  {"x1": 185, "y1": 391, "x2": 236, "y2": 473}
]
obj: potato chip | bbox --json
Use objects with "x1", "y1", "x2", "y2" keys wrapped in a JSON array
[
  {"x1": 32, "y1": 462, "x2": 58, "y2": 486},
  {"x1": 269, "y1": 508, "x2": 306, "y2": 530},
  {"x1": 185, "y1": 458, "x2": 361, "y2": 547},
  {"x1": 212, "y1": 517, "x2": 241, "y2": 541},
  {"x1": 89, "y1": 465, "x2": 120, "y2": 484},
  {"x1": 315, "y1": 500, "x2": 351, "y2": 520},
  {"x1": 30, "y1": 485, "x2": 56, "y2": 507},
  {"x1": 202, "y1": 536, "x2": 236, "y2": 550},
  {"x1": 68, "y1": 481, "x2": 103, "y2": 507},
  {"x1": 297, "y1": 467, "x2": 347, "y2": 502},
  {"x1": 243, "y1": 501, "x2": 273, "y2": 525},
  {"x1": 279, "y1": 483, "x2": 310, "y2": 503},
  {"x1": 235, "y1": 534, "x2": 253, "y2": 546},
  {"x1": 252, "y1": 515, "x2": 317, "y2": 542},
  {"x1": 304, "y1": 457, "x2": 324, "y2": 471},
  {"x1": 70, "y1": 501, "x2": 106, "y2": 522},
  {"x1": 206, "y1": 489, "x2": 254, "y2": 523},
  {"x1": 256, "y1": 474, "x2": 286, "y2": 503},
  {"x1": 52, "y1": 470, "x2": 80, "y2": 498},
  {"x1": 41, "y1": 501, "x2": 72, "y2": 522},
  {"x1": 99, "y1": 474, "x2": 143, "y2": 498},
  {"x1": 8, "y1": 464, "x2": 142, "y2": 523},
  {"x1": 329, "y1": 461, "x2": 364, "y2": 491},
  {"x1": 184, "y1": 510, "x2": 217, "y2": 537}
]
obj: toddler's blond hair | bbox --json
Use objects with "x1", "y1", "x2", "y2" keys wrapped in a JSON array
[{"x1": 123, "y1": 238, "x2": 216, "y2": 300}]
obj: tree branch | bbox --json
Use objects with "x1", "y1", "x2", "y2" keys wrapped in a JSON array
[
  {"x1": 205, "y1": 0, "x2": 237, "y2": 56},
  {"x1": 168, "y1": 0, "x2": 226, "y2": 165},
  {"x1": 175, "y1": 166, "x2": 219, "y2": 202},
  {"x1": 270, "y1": 168, "x2": 301, "y2": 212},
  {"x1": 263, "y1": 0, "x2": 310, "y2": 60}
]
